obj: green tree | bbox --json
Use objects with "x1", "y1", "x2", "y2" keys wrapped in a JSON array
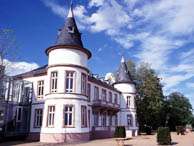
[
  {"x1": 135, "y1": 63, "x2": 164, "y2": 131},
  {"x1": 166, "y1": 92, "x2": 193, "y2": 131}
]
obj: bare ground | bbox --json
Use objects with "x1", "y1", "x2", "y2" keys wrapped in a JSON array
[{"x1": 0, "y1": 132, "x2": 194, "y2": 146}]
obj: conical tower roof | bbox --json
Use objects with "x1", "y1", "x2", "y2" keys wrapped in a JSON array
[
  {"x1": 55, "y1": 3, "x2": 83, "y2": 47},
  {"x1": 116, "y1": 55, "x2": 132, "y2": 83}
]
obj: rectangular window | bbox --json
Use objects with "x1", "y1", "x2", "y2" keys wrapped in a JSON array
[
  {"x1": 16, "y1": 107, "x2": 22, "y2": 122},
  {"x1": 94, "y1": 112, "x2": 98, "y2": 126},
  {"x1": 34, "y1": 109, "x2": 43, "y2": 128},
  {"x1": 127, "y1": 96, "x2": 130, "y2": 107},
  {"x1": 102, "y1": 113, "x2": 106, "y2": 127},
  {"x1": 87, "y1": 83, "x2": 91, "y2": 102},
  {"x1": 115, "y1": 114, "x2": 118, "y2": 126},
  {"x1": 88, "y1": 110, "x2": 90, "y2": 128},
  {"x1": 114, "y1": 94, "x2": 118, "y2": 104},
  {"x1": 47, "y1": 106, "x2": 55, "y2": 127},
  {"x1": 51, "y1": 72, "x2": 58, "y2": 93},
  {"x1": 81, "y1": 73, "x2": 86, "y2": 95},
  {"x1": 109, "y1": 92, "x2": 112, "y2": 103},
  {"x1": 0, "y1": 110, "x2": 3, "y2": 131},
  {"x1": 81, "y1": 106, "x2": 87, "y2": 127},
  {"x1": 65, "y1": 71, "x2": 75, "y2": 93},
  {"x1": 109, "y1": 115, "x2": 112, "y2": 126},
  {"x1": 94, "y1": 86, "x2": 99, "y2": 100},
  {"x1": 64, "y1": 105, "x2": 74, "y2": 127},
  {"x1": 102, "y1": 89, "x2": 106, "y2": 101},
  {"x1": 127, "y1": 115, "x2": 133, "y2": 127},
  {"x1": 37, "y1": 81, "x2": 44, "y2": 98}
]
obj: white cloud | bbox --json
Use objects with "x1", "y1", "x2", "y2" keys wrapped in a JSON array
[
  {"x1": 3, "y1": 59, "x2": 39, "y2": 76},
  {"x1": 186, "y1": 82, "x2": 194, "y2": 89},
  {"x1": 98, "y1": 48, "x2": 102, "y2": 52},
  {"x1": 41, "y1": 0, "x2": 67, "y2": 18},
  {"x1": 88, "y1": 0, "x2": 104, "y2": 8}
]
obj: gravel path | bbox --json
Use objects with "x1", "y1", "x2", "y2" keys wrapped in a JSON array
[{"x1": 1, "y1": 132, "x2": 194, "y2": 146}]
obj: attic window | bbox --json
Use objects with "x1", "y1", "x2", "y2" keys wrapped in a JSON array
[{"x1": 68, "y1": 26, "x2": 75, "y2": 33}]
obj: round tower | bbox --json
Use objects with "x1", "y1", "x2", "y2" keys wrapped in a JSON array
[
  {"x1": 113, "y1": 55, "x2": 138, "y2": 137},
  {"x1": 40, "y1": 3, "x2": 92, "y2": 143}
]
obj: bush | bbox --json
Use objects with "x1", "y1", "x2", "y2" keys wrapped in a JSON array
[
  {"x1": 157, "y1": 127, "x2": 171, "y2": 145},
  {"x1": 114, "y1": 126, "x2": 126, "y2": 138},
  {"x1": 176, "y1": 126, "x2": 184, "y2": 135},
  {"x1": 145, "y1": 126, "x2": 152, "y2": 135}
]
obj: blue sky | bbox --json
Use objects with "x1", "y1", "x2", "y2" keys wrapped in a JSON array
[{"x1": 1, "y1": 0, "x2": 194, "y2": 108}]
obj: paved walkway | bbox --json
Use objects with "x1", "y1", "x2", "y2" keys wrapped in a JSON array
[{"x1": 1, "y1": 132, "x2": 194, "y2": 146}]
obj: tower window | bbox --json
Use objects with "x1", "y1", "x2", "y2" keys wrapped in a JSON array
[
  {"x1": 64, "y1": 105, "x2": 74, "y2": 127},
  {"x1": 51, "y1": 72, "x2": 58, "y2": 93},
  {"x1": 127, "y1": 96, "x2": 130, "y2": 107},
  {"x1": 81, "y1": 106, "x2": 87, "y2": 128},
  {"x1": 81, "y1": 73, "x2": 86, "y2": 95},
  {"x1": 65, "y1": 71, "x2": 75, "y2": 93},
  {"x1": 47, "y1": 106, "x2": 55, "y2": 127},
  {"x1": 68, "y1": 26, "x2": 75, "y2": 33}
]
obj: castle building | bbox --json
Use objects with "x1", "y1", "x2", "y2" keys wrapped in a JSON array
[{"x1": 0, "y1": 3, "x2": 138, "y2": 143}]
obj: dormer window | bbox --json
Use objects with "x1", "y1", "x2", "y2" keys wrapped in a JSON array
[{"x1": 68, "y1": 26, "x2": 75, "y2": 33}]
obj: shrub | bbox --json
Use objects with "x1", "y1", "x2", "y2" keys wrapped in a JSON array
[
  {"x1": 145, "y1": 126, "x2": 152, "y2": 135},
  {"x1": 114, "y1": 126, "x2": 126, "y2": 138},
  {"x1": 157, "y1": 127, "x2": 171, "y2": 145},
  {"x1": 176, "y1": 126, "x2": 184, "y2": 135}
]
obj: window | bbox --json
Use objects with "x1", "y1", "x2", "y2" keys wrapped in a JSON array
[
  {"x1": 88, "y1": 110, "x2": 90, "y2": 128},
  {"x1": 127, "y1": 115, "x2": 133, "y2": 127},
  {"x1": 16, "y1": 107, "x2": 22, "y2": 122},
  {"x1": 47, "y1": 106, "x2": 55, "y2": 127},
  {"x1": 65, "y1": 71, "x2": 75, "y2": 93},
  {"x1": 81, "y1": 73, "x2": 86, "y2": 95},
  {"x1": 64, "y1": 105, "x2": 74, "y2": 127},
  {"x1": 94, "y1": 112, "x2": 98, "y2": 126},
  {"x1": 81, "y1": 106, "x2": 87, "y2": 127},
  {"x1": 37, "y1": 81, "x2": 44, "y2": 98},
  {"x1": 102, "y1": 113, "x2": 106, "y2": 127},
  {"x1": 0, "y1": 110, "x2": 4, "y2": 130},
  {"x1": 109, "y1": 92, "x2": 112, "y2": 103},
  {"x1": 114, "y1": 94, "x2": 118, "y2": 104},
  {"x1": 109, "y1": 115, "x2": 112, "y2": 126},
  {"x1": 87, "y1": 84, "x2": 91, "y2": 102},
  {"x1": 34, "y1": 109, "x2": 43, "y2": 128},
  {"x1": 127, "y1": 96, "x2": 130, "y2": 107},
  {"x1": 102, "y1": 89, "x2": 106, "y2": 101},
  {"x1": 115, "y1": 114, "x2": 118, "y2": 126},
  {"x1": 51, "y1": 72, "x2": 58, "y2": 93},
  {"x1": 94, "y1": 86, "x2": 99, "y2": 100}
]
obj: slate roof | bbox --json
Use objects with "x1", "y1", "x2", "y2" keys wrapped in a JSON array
[
  {"x1": 15, "y1": 65, "x2": 48, "y2": 78},
  {"x1": 55, "y1": 4, "x2": 83, "y2": 48},
  {"x1": 116, "y1": 56, "x2": 132, "y2": 83}
]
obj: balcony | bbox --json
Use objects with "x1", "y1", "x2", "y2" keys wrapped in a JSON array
[{"x1": 92, "y1": 99, "x2": 120, "y2": 113}]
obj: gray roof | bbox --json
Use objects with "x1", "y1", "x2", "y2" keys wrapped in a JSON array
[
  {"x1": 15, "y1": 65, "x2": 47, "y2": 78},
  {"x1": 116, "y1": 56, "x2": 132, "y2": 83},
  {"x1": 55, "y1": 4, "x2": 83, "y2": 48}
]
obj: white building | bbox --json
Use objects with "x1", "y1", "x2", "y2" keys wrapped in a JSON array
[{"x1": 11, "y1": 3, "x2": 138, "y2": 143}]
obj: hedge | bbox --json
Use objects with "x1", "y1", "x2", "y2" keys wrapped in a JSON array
[
  {"x1": 114, "y1": 126, "x2": 126, "y2": 138},
  {"x1": 157, "y1": 127, "x2": 171, "y2": 145}
]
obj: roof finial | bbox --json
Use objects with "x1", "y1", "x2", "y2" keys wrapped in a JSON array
[
  {"x1": 121, "y1": 52, "x2": 125, "y2": 63},
  {"x1": 68, "y1": 0, "x2": 74, "y2": 18}
]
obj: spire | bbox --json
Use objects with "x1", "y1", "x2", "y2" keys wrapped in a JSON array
[
  {"x1": 67, "y1": 0, "x2": 73, "y2": 18},
  {"x1": 121, "y1": 53, "x2": 125, "y2": 63},
  {"x1": 55, "y1": 1, "x2": 84, "y2": 47},
  {"x1": 116, "y1": 56, "x2": 132, "y2": 83}
]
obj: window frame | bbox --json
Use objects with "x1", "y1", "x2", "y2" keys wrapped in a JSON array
[
  {"x1": 81, "y1": 105, "x2": 87, "y2": 128},
  {"x1": 81, "y1": 73, "x2": 87, "y2": 95},
  {"x1": 16, "y1": 106, "x2": 23, "y2": 122},
  {"x1": 65, "y1": 70, "x2": 76, "y2": 93},
  {"x1": 37, "y1": 80, "x2": 44, "y2": 99},
  {"x1": 34, "y1": 109, "x2": 43, "y2": 128},
  {"x1": 109, "y1": 92, "x2": 112, "y2": 103},
  {"x1": 114, "y1": 94, "x2": 118, "y2": 104},
  {"x1": 94, "y1": 111, "x2": 99, "y2": 126},
  {"x1": 63, "y1": 104, "x2": 75, "y2": 128},
  {"x1": 50, "y1": 71, "x2": 58, "y2": 93},
  {"x1": 47, "y1": 105, "x2": 56, "y2": 128},
  {"x1": 94, "y1": 86, "x2": 99, "y2": 100},
  {"x1": 127, "y1": 114, "x2": 133, "y2": 127},
  {"x1": 101, "y1": 112, "x2": 106, "y2": 127},
  {"x1": 87, "y1": 83, "x2": 91, "y2": 102},
  {"x1": 127, "y1": 96, "x2": 130, "y2": 107},
  {"x1": 101, "y1": 89, "x2": 106, "y2": 102}
]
